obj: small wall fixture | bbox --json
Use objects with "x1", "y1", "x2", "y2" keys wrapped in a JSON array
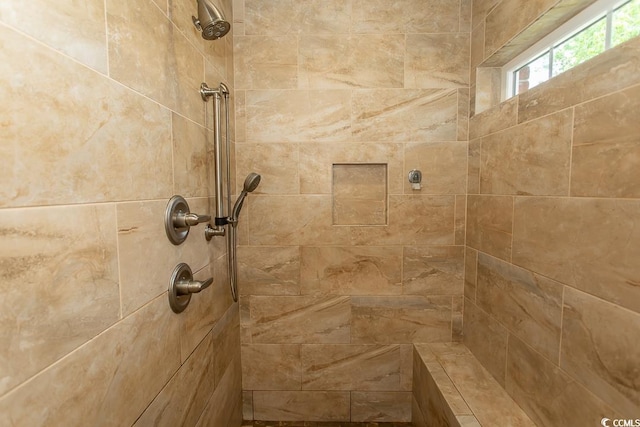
[
  {"x1": 168, "y1": 263, "x2": 213, "y2": 313},
  {"x1": 408, "y1": 169, "x2": 422, "y2": 190},
  {"x1": 164, "y1": 195, "x2": 211, "y2": 245}
]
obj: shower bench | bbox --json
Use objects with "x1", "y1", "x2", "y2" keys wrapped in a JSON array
[{"x1": 412, "y1": 342, "x2": 536, "y2": 427}]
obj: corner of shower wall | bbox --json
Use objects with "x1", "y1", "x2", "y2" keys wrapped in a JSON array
[
  {"x1": 0, "y1": 0, "x2": 242, "y2": 424},
  {"x1": 465, "y1": 0, "x2": 640, "y2": 423}
]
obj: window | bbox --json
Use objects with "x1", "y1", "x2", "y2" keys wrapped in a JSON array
[{"x1": 504, "y1": 0, "x2": 640, "y2": 98}]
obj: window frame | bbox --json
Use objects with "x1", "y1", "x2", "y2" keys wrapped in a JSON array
[{"x1": 502, "y1": 0, "x2": 631, "y2": 100}]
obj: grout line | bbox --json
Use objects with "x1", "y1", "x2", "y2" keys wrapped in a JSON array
[
  {"x1": 113, "y1": 203, "x2": 124, "y2": 321},
  {"x1": 170, "y1": 113, "x2": 176, "y2": 194},
  {"x1": 504, "y1": 333, "x2": 510, "y2": 385},
  {"x1": 104, "y1": 0, "x2": 110, "y2": 76},
  {"x1": 510, "y1": 195, "x2": 515, "y2": 263},
  {"x1": 568, "y1": 107, "x2": 575, "y2": 197},
  {"x1": 558, "y1": 285, "x2": 566, "y2": 366}
]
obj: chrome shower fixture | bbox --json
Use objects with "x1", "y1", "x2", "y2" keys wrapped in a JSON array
[
  {"x1": 192, "y1": 0, "x2": 230, "y2": 40},
  {"x1": 230, "y1": 173, "x2": 261, "y2": 224}
]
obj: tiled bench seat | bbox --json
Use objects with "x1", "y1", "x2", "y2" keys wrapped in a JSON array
[{"x1": 412, "y1": 343, "x2": 536, "y2": 427}]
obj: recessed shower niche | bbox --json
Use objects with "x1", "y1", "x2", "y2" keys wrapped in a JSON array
[{"x1": 332, "y1": 163, "x2": 388, "y2": 226}]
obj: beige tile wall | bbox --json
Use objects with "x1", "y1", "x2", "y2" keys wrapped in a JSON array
[
  {"x1": 465, "y1": 28, "x2": 640, "y2": 426},
  {"x1": 234, "y1": 0, "x2": 470, "y2": 422},
  {"x1": 0, "y1": 0, "x2": 241, "y2": 425}
]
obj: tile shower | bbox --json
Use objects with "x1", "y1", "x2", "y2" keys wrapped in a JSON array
[{"x1": 0, "y1": 1, "x2": 638, "y2": 427}]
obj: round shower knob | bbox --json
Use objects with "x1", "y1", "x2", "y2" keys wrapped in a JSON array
[
  {"x1": 164, "y1": 195, "x2": 211, "y2": 245},
  {"x1": 168, "y1": 263, "x2": 214, "y2": 313}
]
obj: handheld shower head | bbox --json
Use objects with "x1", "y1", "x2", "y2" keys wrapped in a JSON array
[
  {"x1": 230, "y1": 173, "x2": 261, "y2": 224},
  {"x1": 192, "y1": 0, "x2": 230, "y2": 40},
  {"x1": 242, "y1": 172, "x2": 261, "y2": 193}
]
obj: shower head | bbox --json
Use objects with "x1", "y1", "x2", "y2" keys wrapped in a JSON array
[
  {"x1": 230, "y1": 173, "x2": 261, "y2": 224},
  {"x1": 242, "y1": 172, "x2": 261, "y2": 193},
  {"x1": 192, "y1": 0, "x2": 230, "y2": 40}
]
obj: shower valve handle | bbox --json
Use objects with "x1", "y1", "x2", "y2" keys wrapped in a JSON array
[
  {"x1": 175, "y1": 277, "x2": 213, "y2": 295},
  {"x1": 165, "y1": 196, "x2": 213, "y2": 245},
  {"x1": 173, "y1": 212, "x2": 211, "y2": 228}
]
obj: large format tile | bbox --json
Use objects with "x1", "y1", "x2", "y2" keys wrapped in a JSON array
[
  {"x1": 351, "y1": 296, "x2": 452, "y2": 344},
  {"x1": 246, "y1": 90, "x2": 351, "y2": 142},
  {"x1": 244, "y1": 0, "x2": 351, "y2": 35},
  {"x1": 484, "y1": 0, "x2": 556, "y2": 56},
  {"x1": 0, "y1": 0, "x2": 108, "y2": 73},
  {"x1": 412, "y1": 395, "x2": 428, "y2": 427},
  {"x1": 352, "y1": 0, "x2": 461, "y2": 33},
  {"x1": 243, "y1": 295, "x2": 351, "y2": 344},
  {"x1": 476, "y1": 253, "x2": 563, "y2": 361},
  {"x1": 196, "y1": 358, "x2": 243, "y2": 427},
  {"x1": 298, "y1": 143, "x2": 404, "y2": 195},
  {"x1": 117, "y1": 197, "x2": 210, "y2": 318},
  {"x1": 466, "y1": 195, "x2": 514, "y2": 261},
  {"x1": 117, "y1": 200, "x2": 176, "y2": 317},
  {"x1": 513, "y1": 197, "x2": 640, "y2": 314},
  {"x1": 413, "y1": 348, "x2": 473, "y2": 427},
  {"x1": 252, "y1": 391, "x2": 350, "y2": 422},
  {"x1": 352, "y1": 89, "x2": 458, "y2": 142},
  {"x1": 237, "y1": 246, "x2": 301, "y2": 296},
  {"x1": 332, "y1": 164, "x2": 387, "y2": 226},
  {"x1": 468, "y1": 95, "x2": 518, "y2": 140},
  {"x1": 506, "y1": 335, "x2": 619, "y2": 427},
  {"x1": 350, "y1": 195, "x2": 456, "y2": 246},
  {"x1": 300, "y1": 246, "x2": 402, "y2": 296},
  {"x1": 404, "y1": 142, "x2": 468, "y2": 194},
  {"x1": 172, "y1": 25, "x2": 206, "y2": 124},
  {"x1": 180, "y1": 262, "x2": 233, "y2": 362},
  {"x1": 480, "y1": 109, "x2": 572, "y2": 196},
  {"x1": 472, "y1": 0, "x2": 500, "y2": 29},
  {"x1": 462, "y1": 299, "x2": 508, "y2": 385},
  {"x1": 235, "y1": 143, "x2": 299, "y2": 195},
  {"x1": 112, "y1": 0, "x2": 208, "y2": 123},
  {"x1": 0, "y1": 296, "x2": 180, "y2": 426},
  {"x1": 403, "y1": 246, "x2": 464, "y2": 297},
  {"x1": 109, "y1": 0, "x2": 206, "y2": 122},
  {"x1": 234, "y1": 36, "x2": 298, "y2": 90},
  {"x1": 351, "y1": 392, "x2": 412, "y2": 422},
  {"x1": 430, "y1": 343, "x2": 536, "y2": 427},
  {"x1": 298, "y1": 34, "x2": 404, "y2": 89},
  {"x1": 571, "y1": 84, "x2": 640, "y2": 198},
  {"x1": 242, "y1": 344, "x2": 301, "y2": 390},
  {"x1": 405, "y1": 33, "x2": 470, "y2": 89},
  {"x1": 301, "y1": 345, "x2": 402, "y2": 391},
  {"x1": 107, "y1": 0, "x2": 176, "y2": 109},
  {"x1": 134, "y1": 331, "x2": 216, "y2": 427},
  {"x1": 249, "y1": 195, "x2": 350, "y2": 246},
  {"x1": 172, "y1": 114, "x2": 211, "y2": 198},
  {"x1": 0, "y1": 205, "x2": 119, "y2": 396},
  {"x1": 211, "y1": 304, "x2": 241, "y2": 386},
  {"x1": 0, "y1": 25, "x2": 173, "y2": 208},
  {"x1": 561, "y1": 288, "x2": 640, "y2": 417}
]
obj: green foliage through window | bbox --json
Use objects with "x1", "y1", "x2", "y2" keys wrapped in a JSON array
[
  {"x1": 613, "y1": 0, "x2": 640, "y2": 45},
  {"x1": 513, "y1": 0, "x2": 640, "y2": 95},
  {"x1": 553, "y1": 18, "x2": 606, "y2": 76}
]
